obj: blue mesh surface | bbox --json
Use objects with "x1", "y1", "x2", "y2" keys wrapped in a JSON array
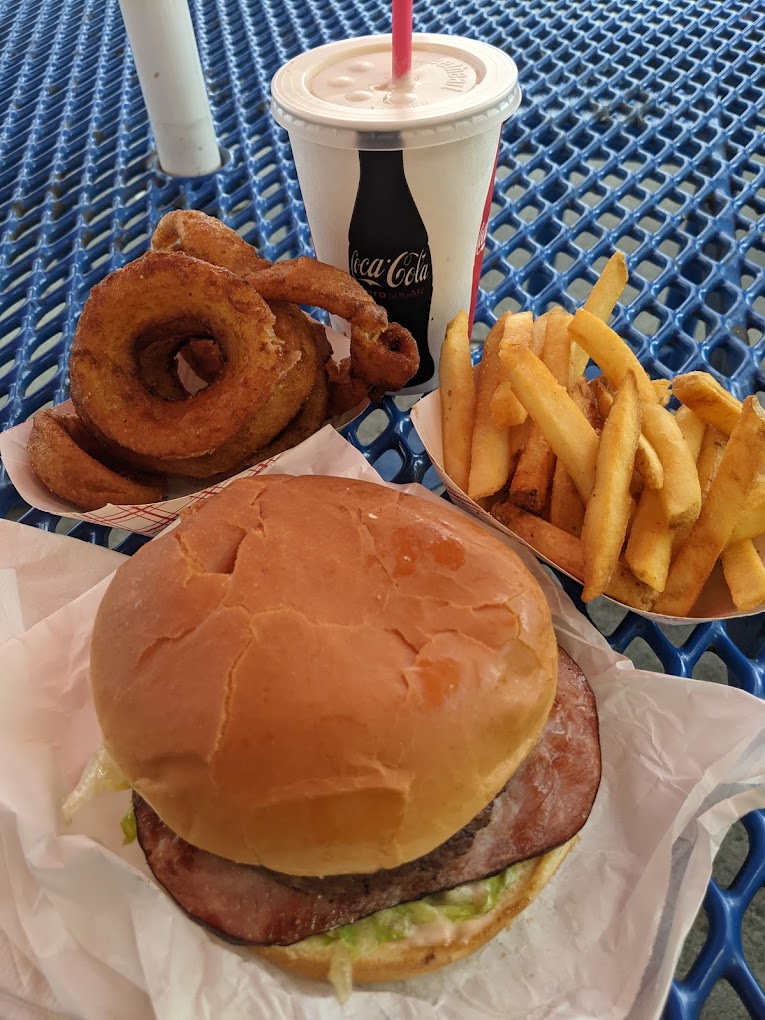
[{"x1": 1, "y1": 0, "x2": 764, "y2": 1015}]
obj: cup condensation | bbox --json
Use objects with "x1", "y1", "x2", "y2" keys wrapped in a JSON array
[{"x1": 271, "y1": 34, "x2": 521, "y2": 393}]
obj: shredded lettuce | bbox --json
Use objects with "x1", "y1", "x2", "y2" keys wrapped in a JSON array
[
  {"x1": 310, "y1": 863, "x2": 521, "y2": 958},
  {"x1": 327, "y1": 946, "x2": 353, "y2": 1004},
  {"x1": 61, "y1": 745, "x2": 130, "y2": 821},
  {"x1": 120, "y1": 804, "x2": 137, "y2": 845}
]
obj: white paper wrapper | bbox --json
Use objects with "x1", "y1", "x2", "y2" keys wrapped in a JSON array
[
  {"x1": 0, "y1": 520, "x2": 124, "y2": 637},
  {"x1": 410, "y1": 386, "x2": 763, "y2": 625},
  {"x1": 0, "y1": 327, "x2": 361, "y2": 538},
  {"x1": 1, "y1": 426, "x2": 765, "y2": 1020}
]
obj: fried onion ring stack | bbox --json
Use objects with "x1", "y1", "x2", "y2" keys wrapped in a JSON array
[
  {"x1": 27, "y1": 410, "x2": 165, "y2": 511},
  {"x1": 151, "y1": 210, "x2": 420, "y2": 398},
  {"x1": 25, "y1": 211, "x2": 419, "y2": 510}
]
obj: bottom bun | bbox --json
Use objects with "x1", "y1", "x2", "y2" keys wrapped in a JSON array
[{"x1": 251, "y1": 839, "x2": 576, "y2": 994}]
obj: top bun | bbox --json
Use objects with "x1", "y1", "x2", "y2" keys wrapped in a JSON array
[{"x1": 91, "y1": 475, "x2": 557, "y2": 876}]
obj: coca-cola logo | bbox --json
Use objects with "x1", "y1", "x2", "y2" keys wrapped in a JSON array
[{"x1": 350, "y1": 249, "x2": 430, "y2": 290}]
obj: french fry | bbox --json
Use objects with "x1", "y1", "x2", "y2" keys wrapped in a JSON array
[
  {"x1": 653, "y1": 397, "x2": 765, "y2": 616},
  {"x1": 548, "y1": 378, "x2": 593, "y2": 536},
  {"x1": 498, "y1": 344, "x2": 599, "y2": 502},
  {"x1": 641, "y1": 401, "x2": 701, "y2": 530},
  {"x1": 505, "y1": 419, "x2": 531, "y2": 484},
  {"x1": 507, "y1": 311, "x2": 572, "y2": 515},
  {"x1": 489, "y1": 314, "x2": 534, "y2": 429},
  {"x1": 572, "y1": 375, "x2": 603, "y2": 432},
  {"x1": 590, "y1": 376, "x2": 663, "y2": 490},
  {"x1": 491, "y1": 381, "x2": 524, "y2": 428},
  {"x1": 531, "y1": 311, "x2": 550, "y2": 357},
  {"x1": 492, "y1": 501, "x2": 657, "y2": 610},
  {"x1": 677, "y1": 422, "x2": 726, "y2": 555},
  {"x1": 581, "y1": 372, "x2": 642, "y2": 601},
  {"x1": 696, "y1": 424, "x2": 727, "y2": 499},
  {"x1": 587, "y1": 365, "x2": 669, "y2": 412},
  {"x1": 569, "y1": 309, "x2": 658, "y2": 405},
  {"x1": 625, "y1": 487, "x2": 672, "y2": 592},
  {"x1": 569, "y1": 344, "x2": 590, "y2": 387},
  {"x1": 438, "y1": 310, "x2": 475, "y2": 492},
  {"x1": 569, "y1": 322, "x2": 590, "y2": 384},
  {"x1": 728, "y1": 478, "x2": 765, "y2": 544},
  {"x1": 721, "y1": 539, "x2": 765, "y2": 612},
  {"x1": 634, "y1": 438, "x2": 664, "y2": 491},
  {"x1": 507, "y1": 425, "x2": 556, "y2": 515},
  {"x1": 469, "y1": 314, "x2": 530, "y2": 499},
  {"x1": 674, "y1": 405, "x2": 706, "y2": 463},
  {"x1": 438, "y1": 250, "x2": 765, "y2": 619},
  {"x1": 568, "y1": 252, "x2": 628, "y2": 383},
  {"x1": 589, "y1": 375, "x2": 613, "y2": 419},
  {"x1": 583, "y1": 250, "x2": 628, "y2": 322},
  {"x1": 549, "y1": 457, "x2": 586, "y2": 537},
  {"x1": 652, "y1": 379, "x2": 672, "y2": 406},
  {"x1": 541, "y1": 308, "x2": 573, "y2": 383},
  {"x1": 673, "y1": 371, "x2": 743, "y2": 436}
]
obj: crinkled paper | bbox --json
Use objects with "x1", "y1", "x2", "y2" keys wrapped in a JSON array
[{"x1": 1, "y1": 427, "x2": 764, "y2": 1020}]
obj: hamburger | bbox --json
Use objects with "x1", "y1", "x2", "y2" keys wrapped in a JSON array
[{"x1": 86, "y1": 474, "x2": 600, "y2": 994}]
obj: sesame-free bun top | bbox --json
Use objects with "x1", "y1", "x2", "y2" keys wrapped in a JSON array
[{"x1": 91, "y1": 475, "x2": 558, "y2": 876}]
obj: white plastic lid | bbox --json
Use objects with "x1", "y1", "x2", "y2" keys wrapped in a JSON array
[{"x1": 270, "y1": 34, "x2": 521, "y2": 150}]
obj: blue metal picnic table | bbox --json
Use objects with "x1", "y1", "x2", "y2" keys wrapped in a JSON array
[{"x1": 1, "y1": 0, "x2": 763, "y2": 1016}]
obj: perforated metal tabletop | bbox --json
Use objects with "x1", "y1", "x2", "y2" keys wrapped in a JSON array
[{"x1": 1, "y1": 0, "x2": 764, "y2": 1016}]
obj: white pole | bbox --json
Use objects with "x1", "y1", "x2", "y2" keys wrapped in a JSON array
[{"x1": 118, "y1": 0, "x2": 221, "y2": 177}]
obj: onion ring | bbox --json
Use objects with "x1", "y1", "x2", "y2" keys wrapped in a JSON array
[
  {"x1": 178, "y1": 339, "x2": 224, "y2": 386},
  {"x1": 243, "y1": 262, "x2": 418, "y2": 390},
  {"x1": 326, "y1": 356, "x2": 373, "y2": 418},
  {"x1": 78, "y1": 303, "x2": 322, "y2": 480},
  {"x1": 349, "y1": 321, "x2": 420, "y2": 392},
  {"x1": 152, "y1": 209, "x2": 271, "y2": 275},
  {"x1": 253, "y1": 362, "x2": 330, "y2": 465},
  {"x1": 69, "y1": 251, "x2": 285, "y2": 459},
  {"x1": 246, "y1": 258, "x2": 387, "y2": 336},
  {"x1": 152, "y1": 212, "x2": 419, "y2": 391},
  {"x1": 152, "y1": 213, "x2": 382, "y2": 334},
  {"x1": 125, "y1": 303, "x2": 319, "y2": 478},
  {"x1": 139, "y1": 334, "x2": 212, "y2": 400},
  {"x1": 27, "y1": 409, "x2": 165, "y2": 510}
]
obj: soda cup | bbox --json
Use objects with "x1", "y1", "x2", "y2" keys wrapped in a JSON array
[{"x1": 270, "y1": 34, "x2": 521, "y2": 393}]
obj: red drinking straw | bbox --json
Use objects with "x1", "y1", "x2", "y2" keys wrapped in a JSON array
[{"x1": 391, "y1": 0, "x2": 413, "y2": 83}]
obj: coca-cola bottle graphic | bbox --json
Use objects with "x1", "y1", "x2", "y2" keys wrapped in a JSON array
[{"x1": 348, "y1": 148, "x2": 434, "y2": 388}]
